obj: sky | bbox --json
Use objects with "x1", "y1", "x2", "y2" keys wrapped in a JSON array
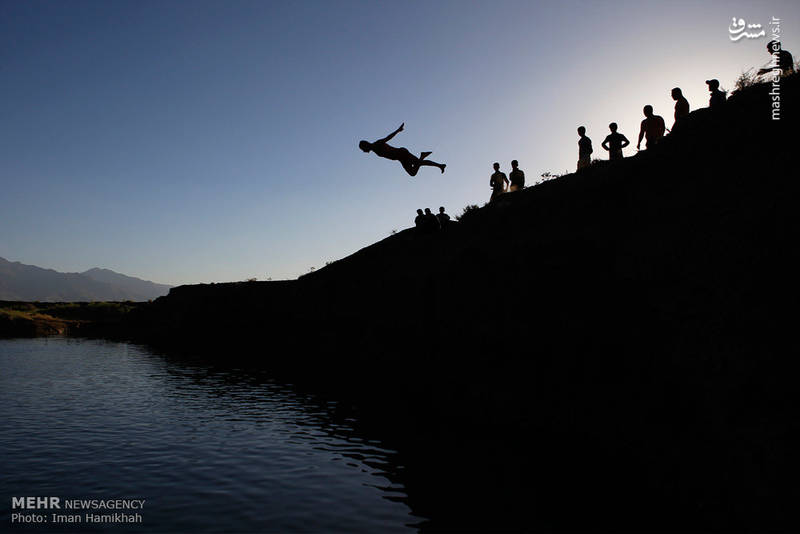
[{"x1": 1, "y1": 0, "x2": 798, "y2": 285}]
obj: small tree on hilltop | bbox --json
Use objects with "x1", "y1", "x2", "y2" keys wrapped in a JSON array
[
  {"x1": 455, "y1": 204, "x2": 480, "y2": 222},
  {"x1": 733, "y1": 69, "x2": 759, "y2": 94}
]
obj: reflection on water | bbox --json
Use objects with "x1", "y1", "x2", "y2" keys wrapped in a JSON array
[{"x1": 0, "y1": 338, "x2": 419, "y2": 532}]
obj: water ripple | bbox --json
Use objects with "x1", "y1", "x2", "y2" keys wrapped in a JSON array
[{"x1": 0, "y1": 338, "x2": 417, "y2": 532}]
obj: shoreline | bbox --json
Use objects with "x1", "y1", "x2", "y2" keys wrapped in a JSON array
[{"x1": 2, "y1": 75, "x2": 798, "y2": 530}]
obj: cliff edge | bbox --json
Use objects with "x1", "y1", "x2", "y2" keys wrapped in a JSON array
[{"x1": 116, "y1": 76, "x2": 799, "y2": 530}]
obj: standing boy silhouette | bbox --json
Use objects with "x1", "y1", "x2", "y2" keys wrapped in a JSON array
[
  {"x1": 577, "y1": 126, "x2": 593, "y2": 170},
  {"x1": 601, "y1": 123, "x2": 630, "y2": 161}
]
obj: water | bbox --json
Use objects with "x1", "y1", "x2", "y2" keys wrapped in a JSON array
[{"x1": 0, "y1": 338, "x2": 418, "y2": 532}]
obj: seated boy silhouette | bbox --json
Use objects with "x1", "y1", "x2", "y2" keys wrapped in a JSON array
[{"x1": 436, "y1": 207, "x2": 451, "y2": 229}]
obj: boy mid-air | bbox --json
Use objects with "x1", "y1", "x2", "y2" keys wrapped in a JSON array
[{"x1": 359, "y1": 123, "x2": 446, "y2": 176}]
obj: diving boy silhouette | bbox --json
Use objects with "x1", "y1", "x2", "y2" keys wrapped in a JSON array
[{"x1": 359, "y1": 123, "x2": 446, "y2": 176}]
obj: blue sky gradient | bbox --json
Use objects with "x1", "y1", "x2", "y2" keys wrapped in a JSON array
[{"x1": 2, "y1": 0, "x2": 797, "y2": 284}]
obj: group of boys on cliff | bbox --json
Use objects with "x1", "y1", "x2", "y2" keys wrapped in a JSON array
[
  {"x1": 358, "y1": 41, "x2": 794, "y2": 207},
  {"x1": 574, "y1": 80, "x2": 725, "y2": 172},
  {"x1": 574, "y1": 41, "x2": 793, "y2": 172},
  {"x1": 414, "y1": 207, "x2": 451, "y2": 234}
]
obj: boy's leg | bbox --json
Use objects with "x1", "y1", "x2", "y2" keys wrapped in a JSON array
[
  {"x1": 400, "y1": 150, "x2": 444, "y2": 175},
  {"x1": 400, "y1": 156, "x2": 420, "y2": 176},
  {"x1": 417, "y1": 159, "x2": 441, "y2": 168},
  {"x1": 417, "y1": 159, "x2": 446, "y2": 173}
]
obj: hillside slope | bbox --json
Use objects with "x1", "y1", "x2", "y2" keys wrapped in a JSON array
[
  {"x1": 81, "y1": 267, "x2": 171, "y2": 300},
  {"x1": 118, "y1": 75, "x2": 799, "y2": 531}
]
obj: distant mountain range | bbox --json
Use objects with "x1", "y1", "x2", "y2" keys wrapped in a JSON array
[{"x1": 0, "y1": 257, "x2": 172, "y2": 302}]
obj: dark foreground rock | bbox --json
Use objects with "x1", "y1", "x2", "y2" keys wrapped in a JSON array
[{"x1": 43, "y1": 76, "x2": 800, "y2": 530}]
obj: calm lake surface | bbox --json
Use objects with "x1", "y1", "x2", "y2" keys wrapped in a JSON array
[{"x1": 0, "y1": 338, "x2": 419, "y2": 532}]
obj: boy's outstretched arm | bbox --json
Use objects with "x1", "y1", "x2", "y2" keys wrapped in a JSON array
[
  {"x1": 621, "y1": 135, "x2": 630, "y2": 148},
  {"x1": 376, "y1": 123, "x2": 404, "y2": 144}
]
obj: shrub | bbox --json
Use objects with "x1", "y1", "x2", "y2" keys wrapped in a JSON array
[
  {"x1": 455, "y1": 204, "x2": 480, "y2": 222},
  {"x1": 536, "y1": 171, "x2": 564, "y2": 186},
  {"x1": 733, "y1": 69, "x2": 759, "y2": 93}
]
